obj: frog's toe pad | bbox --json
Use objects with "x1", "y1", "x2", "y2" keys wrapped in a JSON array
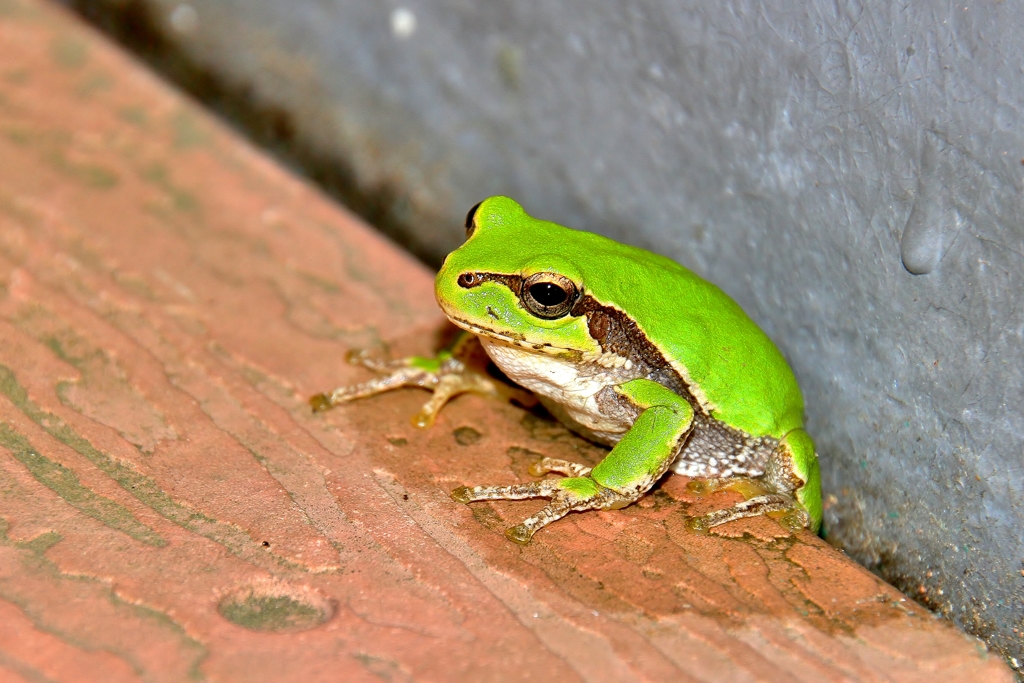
[
  {"x1": 411, "y1": 409, "x2": 437, "y2": 429},
  {"x1": 686, "y1": 515, "x2": 713, "y2": 534},
  {"x1": 450, "y1": 486, "x2": 474, "y2": 504},
  {"x1": 309, "y1": 393, "x2": 332, "y2": 413},
  {"x1": 775, "y1": 509, "x2": 810, "y2": 532},
  {"x1": 505, "y1": 524, "x2": 534, "y2": 545}
]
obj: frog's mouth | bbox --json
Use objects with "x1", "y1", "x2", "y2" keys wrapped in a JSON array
[
  {"x1": 443, "y1": 312, "x2": 526, "y2": 344},
  {"x1": 443, "y1": 312, "x2": 578, "y2": 358}
]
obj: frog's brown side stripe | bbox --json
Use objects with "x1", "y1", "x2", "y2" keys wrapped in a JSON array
[
  {"x1": 458, "y1": 272, "x2": 524, "y2": 293},
  {"x1": 570, "y1": 295, "x2": 693, "y2": 399}
]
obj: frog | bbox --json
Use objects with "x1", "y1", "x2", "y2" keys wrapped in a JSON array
[{"x1": 311, "y1": 196, "x2": 822, "y2": 545}]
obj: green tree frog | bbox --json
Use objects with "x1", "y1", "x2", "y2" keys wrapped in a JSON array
[{"x1": 312, "y1": 197, "x2": 822, "y2": 544}]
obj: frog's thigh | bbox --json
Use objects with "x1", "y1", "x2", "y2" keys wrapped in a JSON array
[
  {"x1": 767, "y1": 428, "x2": 822, "y2": 533},
  {"x1": 590, "y1": 379, "x2": 694, "y2": 496}
]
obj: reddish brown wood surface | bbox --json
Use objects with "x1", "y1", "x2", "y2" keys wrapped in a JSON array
[{"x1": 0, "y1": 1, "x2": 1013, "y2": 681}]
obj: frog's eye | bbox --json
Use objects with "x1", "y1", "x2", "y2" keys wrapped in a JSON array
[
  {"x1": 521, "y1": 272, "x2": 579, "y2": 319},
  {"x1": 457, "y1": 272, "x2": 481, "y2": 288},
  {"x1": 464, "y1": 201, "x2": 483, "y2": 237}
]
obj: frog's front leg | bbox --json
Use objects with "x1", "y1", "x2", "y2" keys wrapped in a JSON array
[
  {"x1": 689, "y1": 428, "x2": 822, "y2": 533},
  {"x1": 310, "y1": 342, "x2": 498, "y2": 428},
  {"x1": 452, "y1": 378, "x2": 694, "y2": 544}
]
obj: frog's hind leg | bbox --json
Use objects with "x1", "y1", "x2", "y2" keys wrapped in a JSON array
[
  {"x1": 688, "y1": 428, "x2": 821, "y2": 533},
  {"x1": 689, "y1": 493, "x2": 803, "y2": 531}
]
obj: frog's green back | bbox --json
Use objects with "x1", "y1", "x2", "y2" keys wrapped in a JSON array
[{"x1": 457, "y1": 197, "x2": 805, "y2": 439}]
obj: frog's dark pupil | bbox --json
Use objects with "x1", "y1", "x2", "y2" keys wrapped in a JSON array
[{"x1": 530, "y1": 282, "x2": 567, "y2": 306}]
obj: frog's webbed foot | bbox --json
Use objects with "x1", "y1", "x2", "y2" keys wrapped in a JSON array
[
  {"x1": 688, "y1": 493, "x2": 808, "y2": 533},
  {"x1": 408, "y1": 370, "x2": 499, "y2": 428},
  {"x1": 310, "y1": 349, "x2": 498, "y2": 427},
  {"x1": 452, "y1": 476, "x2": 631, "y2": 545},
  {"x1": 686, "y1": 429, "x2": 819, "y2": 533}
]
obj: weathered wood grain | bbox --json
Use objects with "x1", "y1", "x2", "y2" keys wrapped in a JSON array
[{"x1": 0, "y1": 1, "x2": 1013, "y2": 680}]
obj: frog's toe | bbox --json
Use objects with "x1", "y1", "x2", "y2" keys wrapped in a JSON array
[
  {"x1": 311, "y1": 365, "x2": 437, "y2": 414},
  {"x1": 346, "y1": 348, "x2": 408, "y2": 372},
  {"x1": 686, "y1": 515, "x2": 713, "y2": 534},
  {"x1": 528, "y1": 457, "x2": 592, "y2": 478},
  {"x1": 776, "y1": 508, "x2": 810, "y2": 532},
  {"x1": 345, "y1": 348, "x2": 370, "y2": 365},
  {"x1": 450, "y1": 486, "x2": 474, "y2": 504},
  {"x1": 505, "y1": 495, "x2": 577, "y2": 544},
  {"x1": 450, "y1": 479, "x2": 562, "y2": 504},
  {"x1": 309, "y1": 393, "x2": 332, "y2": 413},
  {"x1": 410, "y1": 371, "x2": 500, "y2": 429},
  {"x1": 410, "y1": 408, "x2": 438, "y2": 429},
  {"x1": 453, "y1": 476, "x2": 634, "y2": 543},
  {"x1": 689, "y1": 493, "x2": 802, "y2": 532},
  {"x1": 505, "y1": 524, "x2": 535, "y2": 545},
  {"x1": 503, "y1": 481, "x2": 635, "y2": 543}
]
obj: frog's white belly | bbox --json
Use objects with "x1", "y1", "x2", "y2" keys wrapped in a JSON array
[{"x1": 479, "y1": 337, "x2": 636, "y2": 438}]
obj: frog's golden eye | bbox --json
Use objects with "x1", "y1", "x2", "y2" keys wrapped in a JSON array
[
  {"x1": 464, "y1": 201, "x2": 483, "y2": 237},
  {"x1": 457, "y1": 272, "x2": 481, "y2": 288},
  {"x1": 521, "y1": 272, "x2": 578, "y2": 319}
]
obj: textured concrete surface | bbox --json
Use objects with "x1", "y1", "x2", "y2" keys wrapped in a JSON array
[
  {"x1": 52, "y1": 0, "x2": 1024, "y2": 667},
  {"x1": 0, "y1": 1, "x2": 1015, "y2": 680}
]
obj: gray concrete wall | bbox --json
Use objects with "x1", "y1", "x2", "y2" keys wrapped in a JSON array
[{"x1": 65, "y1": 0, "x2": 1024, "y2": 667}]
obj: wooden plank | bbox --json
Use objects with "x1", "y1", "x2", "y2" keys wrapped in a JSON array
[{"x1": 0, "y1": 1, "x2": 1013, "y2": 680}]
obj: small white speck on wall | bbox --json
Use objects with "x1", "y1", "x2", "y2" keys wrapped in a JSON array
[
  {"x1": 169, "y1": 3, "x2": 199, "y2": 35},
  {"x1": 390, "y1": 8, "x2": 417, "y2": 39}
]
